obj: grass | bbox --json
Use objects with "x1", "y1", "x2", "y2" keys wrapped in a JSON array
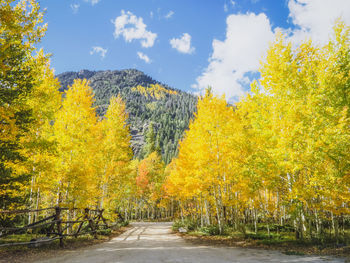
[{"x1": 0, "y1": 233, "x2": 36, "y2": 244}]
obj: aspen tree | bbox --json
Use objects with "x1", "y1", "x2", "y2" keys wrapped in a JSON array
[
  {"x1": 0, "y1": 0, "x2": 48, "y2": 209},
  {"x1": 53, "y1": 79, "x2": 98, "y2": 208}
]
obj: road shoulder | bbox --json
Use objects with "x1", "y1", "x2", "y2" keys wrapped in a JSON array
[{"x1": 178, "y1": 231, "x2": 350, "y2": 261}]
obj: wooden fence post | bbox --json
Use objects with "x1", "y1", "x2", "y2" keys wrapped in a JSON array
[
  {"x1": 99, "y1": 209, "x2": 109, "y2": 228},
  {"x1": 85, "y1": 208, "x2": 97, "y2": 239},
  {"x1": 55, "y1": 206, "x2": 63, "y2": 247}
]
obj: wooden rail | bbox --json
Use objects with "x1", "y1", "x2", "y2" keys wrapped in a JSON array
[{"x1": 0, "y1": 207, "x2": 119, "y2": 248}]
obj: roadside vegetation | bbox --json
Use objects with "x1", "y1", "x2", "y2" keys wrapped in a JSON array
[{"x1": 173, "y1": 220, "x2": 350, "y2": 257}]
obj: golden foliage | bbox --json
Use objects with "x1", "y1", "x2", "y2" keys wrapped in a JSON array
[{"x1": 132, "y1": 84, "x2": 178, "y2": 99}]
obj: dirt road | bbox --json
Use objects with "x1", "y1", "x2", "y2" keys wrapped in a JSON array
[{"x1": 35, "y1": 222, "x2": 345, "y2": 263}]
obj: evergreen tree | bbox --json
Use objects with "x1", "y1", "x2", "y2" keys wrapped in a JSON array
[{"x1": 141, "y1": 123, "x2": 158, "y2": 158}]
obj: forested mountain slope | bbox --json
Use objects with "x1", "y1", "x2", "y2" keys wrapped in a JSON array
[{"x1": 57, "y1": 69, "x2": 197, "y2": 163}]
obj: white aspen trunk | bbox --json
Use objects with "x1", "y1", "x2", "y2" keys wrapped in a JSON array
[
  {"x1": 254, "y1": 209, "x2": 258, "y2": 234},
  {"x1": 276, "y1": 191, "x2": 280, "y2": 232},
  {"x1": 263, "y1": 189, "x2": 270, "y2": 237},
  {"x1": 213, "y1": 187, "x2": 223, "y2": 234},
  {"x1": 35, "y1": 187, "x2": 40, "y2": 223},
  {"x1": 28, "y1": 174, "x2": 35, "y2": 224},
  {"x1": 171, "y1": 199, "x2": 174, "y2": 218},
  {"x1": 315, "y1": 209, "x2": 320, "y2": 238},
  {"x1": 331, "y1": 212, "x2": 339, "y2": 244},
  {"x1": 180, "y1": 201, "x2": 184, "y2": 224},
  {"x1": 204, "y1": 199, "x2": 210, "y2": 225},
  {"x1": 200, "y1": 195, "x2": 204, "y2": 228},
  {"x1": 124, "y1": 207, "x2": 128, "y2": 221},
  {"x1": 218, "y1": 185, "x2": 225, "y2": 226},
  {"x1": 299, "y1": 207, "x2": 305, "y2": 240},
  {"x1": 100, "y1": 182, "x2": 107, "y2": 209}
]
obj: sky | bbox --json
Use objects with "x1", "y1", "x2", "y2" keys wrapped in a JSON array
[{"x1": 39, "y1": 0, "x2": 350, "y2": 101}]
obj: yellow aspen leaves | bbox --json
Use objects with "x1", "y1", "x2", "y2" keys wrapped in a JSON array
[
  {"x1": 165, "y1": 22, "x2": 350, "y2": 240},
  {"x1": 132, "y1": 84, "x2": 178, "y2": 99}
]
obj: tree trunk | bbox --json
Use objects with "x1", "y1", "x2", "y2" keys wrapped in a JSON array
[
  {"x1": 254, "y1": 209, "x2": 258, "y2": 234},
  {"x1": 204, "y1": 199, "x2": 210, "y2": 225},
  {"x1": 213, "y1": 187, "x2": 223, "y2": 234}
]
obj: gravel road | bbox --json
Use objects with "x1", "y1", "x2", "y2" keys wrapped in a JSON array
[{"x1": 35, "y1": 222, "x2": 346, "y2": 263}]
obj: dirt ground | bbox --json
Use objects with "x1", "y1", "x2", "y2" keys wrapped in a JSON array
[
  {"x1": 29, "y1": 222, "x2": 347, "y2": 263},
  {"x1": 0, "y1": 227, "x2": 127, "y2": 263},
  {"x1": 179, "y1": 230, "x2": 350, "y2": 259}
]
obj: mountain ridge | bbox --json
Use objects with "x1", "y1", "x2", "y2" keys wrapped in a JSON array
[{"x1": 57, "y1": 69, "x2": 197, "y2": 163}]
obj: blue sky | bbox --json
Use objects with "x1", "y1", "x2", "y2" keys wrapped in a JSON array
[{"x1": 40, "y1": 0, "x2": 350, "y2": 100}]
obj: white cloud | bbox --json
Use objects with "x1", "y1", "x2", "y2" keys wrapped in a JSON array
[
  {"x1": 224, "y1": 4, "x2": 228, "y2": 12},
  {"x1": 288, "y1": 0, "x2": 350, "y2": 45},
  {"x1": 170, "y1": 33, "x2": 195, "y2": 54},
  {"x1": 90, "y1": 46, "x2": 107, "y2": 58},
  {"x1": 137, "y1": 52, "x2": 152, "y2": 63},
  {"x1": 224, "y1": 1, "x2": 235, "y2": 12},
  {"x1": 70, "y1": 3, "x2": 80, "y2": 14},
  {"x1": 150, "y1": 11, "x2": 154, "y2": 19},
  {"x1": 112, "y1": 10, "x2": 157, "y2": 48},
  {"x1": 193, "y1": 13, "x2": 274, "y2": 100},
  {"x1": 84, "y1": 0, "x2": 100, "y2": 5},
  {"x1": 165, "y1": 11, "x2": 174, "y2": 19},
  {"x1": 194, "y1": 0, "x2": 350, "y2": 101}
]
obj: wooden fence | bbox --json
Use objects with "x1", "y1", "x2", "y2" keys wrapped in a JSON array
[{"x1": 0, "y1": 207, "x2": 119, "y2": 248}]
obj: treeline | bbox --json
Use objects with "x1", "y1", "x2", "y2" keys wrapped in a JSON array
[{"x1": 165, "y1": 25, "x2": 350, "y2": 243}]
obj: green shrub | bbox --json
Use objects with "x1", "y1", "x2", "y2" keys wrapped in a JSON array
[
  {"x1": 199, "y1": 225, "x2": 221, "y2": 236},
  {"x1": 186, "y1": 219, "x2": 197, "y2": 231},
  {"x1": 120, "y1": 221, "x2": 129, "y2": 227},
  {"x1": 172, "y1": 219, "x2": 198, "y2": 232},
  {"x1": 97, "y1": 229, "x2": 112, "y2": 235},
  {"x1": 172, "y1": 220, "x2": 185, "y2": 231}
]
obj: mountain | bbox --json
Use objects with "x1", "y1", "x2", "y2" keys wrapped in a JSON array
[{"x1": 57, "y1": 69, "x2": 197, "y2": 163}]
